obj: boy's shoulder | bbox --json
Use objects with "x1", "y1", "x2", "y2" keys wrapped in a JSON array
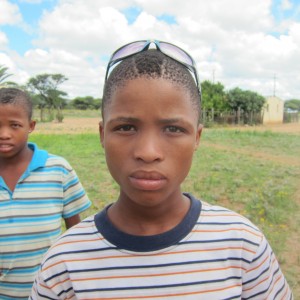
[
  {"x1": 198, "y1": 198, "x2": 262, "y2": 239},
  {"x1": 29, "y1": 143, "x2": 73, "y2": 170},
  {"x1": 45, "y1": 153, "x2": 72, "y2": 169}
]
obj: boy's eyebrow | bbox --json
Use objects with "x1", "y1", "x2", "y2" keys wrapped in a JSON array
[
  {"x1": 107, "y1": 116, "x2": 193, "y2": 128},
  {"x1": 158, "y1": 118, "x2": 184, "y2": 124},
  {"x1": 108, "y1": 117, "x2": 186, "y2": 124},
  {"x1": 107, "y1": 117, "x2": 140, "y2": 124}
]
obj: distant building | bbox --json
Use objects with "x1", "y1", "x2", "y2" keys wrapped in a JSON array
[{"x1": 262, "y1": 96, "x2": 284, "y2": 124}]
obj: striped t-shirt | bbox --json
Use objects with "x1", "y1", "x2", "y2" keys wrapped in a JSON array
[
  {"x1": 31, "y1": 194, "x2": 293, "y2": 300},
  {"x1": 0, "y1": 143, "x2": 91, "y2": 300}
]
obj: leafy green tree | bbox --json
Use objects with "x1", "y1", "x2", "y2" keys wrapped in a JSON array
[
  {"x1": 70, "y1": 96, "x2": 101, "y2": 110},
  {"x1": 226, "y1": 88, "x2": 265, "y2": 124},
  {"x1": 284, "y1": 99, "x2": 300, "y2": 112},
  {"x1": 27, "y1": 74, "x2": 68, "y2": 122},
  {"x1": 201, "y1": 80, "x2": 227, "y2": 110}
]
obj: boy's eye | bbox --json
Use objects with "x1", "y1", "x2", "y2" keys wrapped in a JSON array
[
  {"x1": 11, "y1": 124, "x2": 22, "y2": 129},
  {"x1": 165, "y1": 126, "x2": 184, "y2": 133},
  {"x1": 117, "y1": 125, "x2": 135, "y2": 132}
]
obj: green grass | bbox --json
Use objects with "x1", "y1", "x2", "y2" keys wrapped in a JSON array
[
  {"x1": 203, "y1": 128, "x2": 300, "y2": 157},
  {"x1": 29, "y1": 129, "x2": 300, "y2": 295}
]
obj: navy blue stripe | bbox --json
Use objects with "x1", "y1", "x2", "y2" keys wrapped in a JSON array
[
  {"x1": 0, "y1": 293, "x2": 28, "y2": 300},
  {"x1": 243, "y1": 267, "x2": 280, "y2": 299},
  {"x1": 181, "y1": 238, "x2": 259, "y2": 247},
  {"x1": 57, "y1": 286, "x2": 74, "y2": 297},
  {"x1": 243, "y1": 265, "x2": 269, "y2": 285},
  {"x1": 44, "y1": 246, "x2": 117, "y2": 263},
  {"x1": 44, "y1": 257, "x2": 248, "y2": 282},
  {"x1": 273, "y1": 282, "x2": 287, "y2": 299},
  {"x1": 197, "y1": 221, "x2": 260, "y2": 232},
  {"x1": 251, "y1": 242, "x2": 268, "y2": 263},
  {"x1": 74, "y1": 276, "x2": 242, "y2": 293}
]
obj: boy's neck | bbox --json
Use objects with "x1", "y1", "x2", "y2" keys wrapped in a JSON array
[
  {"x1": 0, "y1": 144, "x2": 33, "y2": 166},
  {"x1": 0, "y1": 145, "x2": 33, "y2": 191},
  {"x1": 107, "y1": 193, "x2": 191, "y2": 236}
]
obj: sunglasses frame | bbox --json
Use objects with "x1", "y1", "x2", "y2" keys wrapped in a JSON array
[{"x1": 104, "y1": 40, "x2": 201, "y2": 96}]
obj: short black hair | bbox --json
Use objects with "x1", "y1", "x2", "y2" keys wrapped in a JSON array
[
  {"x1": 102, "y1": 50, "x2": 201, "y2": 123},
  {"x1": 0, "y1": 88, "x2": 33, "y2": 119}
]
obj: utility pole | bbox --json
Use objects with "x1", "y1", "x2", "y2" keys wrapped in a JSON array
[
  {"x1": 273, "y1": 73, "x2": 276, "y2": 97},
  {"x1": 212, "y1": 68, "x2": 215, "y2": 83}
]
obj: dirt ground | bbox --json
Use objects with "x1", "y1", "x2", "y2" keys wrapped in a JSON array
[
  {"x1": 225, "y1": 121, "x2": 300, "y2": 134},
  {"x1": 34, "y1": 117, "x2": 101, "y2": 134}
]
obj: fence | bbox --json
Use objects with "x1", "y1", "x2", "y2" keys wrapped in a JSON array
[
  {"x1": 283, "y1": 112, "x2": 299, "y2": 123},
  {"x1": 201, "y1": 108, "x2": 263, "y2": 126}
]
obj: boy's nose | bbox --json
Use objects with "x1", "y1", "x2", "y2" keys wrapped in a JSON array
[
  {"x1": 133, "y1": 133, "x2": 164, "y2": 163},
  {"x1": 0, "y1": 128, "x2": 12, "y2": 139}
]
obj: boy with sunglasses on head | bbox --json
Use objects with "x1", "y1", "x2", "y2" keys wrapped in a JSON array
[
  {"x1": 31, "y1": 40, "x2": 293, "y2": 299},
  {"x1": 0, "y1": 88, "x2": 91, "y2": 299}
]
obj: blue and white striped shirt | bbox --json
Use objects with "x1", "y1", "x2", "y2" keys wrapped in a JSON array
[{"x1": 0, "y1": 143, "x2": 91, "y2": 299}]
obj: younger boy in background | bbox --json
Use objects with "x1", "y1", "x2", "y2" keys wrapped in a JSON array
[{"x1": 0, "y1": 87, "x2": 91, "y2": 299}]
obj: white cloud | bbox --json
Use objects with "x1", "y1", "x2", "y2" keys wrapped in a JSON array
[
  {"x1": 0, "y1": 0, "x2": 22, "y2": 25},
  {"x1": 0, "y1": 52, "x2": 14, "y2": 68},
  {"x1": 35, "y1": 5, "x2": 131, "y2": 56},
  {"x1": 0, "y1": 31, "x2": 8, "y2": 49}
]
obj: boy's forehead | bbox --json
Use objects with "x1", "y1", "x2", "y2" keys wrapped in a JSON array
[
  {"x1": 0, "y1": 102, "x2": 31, "y2": 118},
  {"x1": 103, "y1": 78, "x2": 198, "y2": 123}
]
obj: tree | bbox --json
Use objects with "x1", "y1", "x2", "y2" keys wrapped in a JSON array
[
  {"x1": 201, "y1": 80, "x2": 227, "y2": 111},
  {"x1": 226, "y1": 87, "x2": 265, "y2": 124},
  {"x1": 284, "y1": 99, "x2": 300, "y2": 112},
  {"x1": 0, "y1": 65, "x2": 16, "y2": 87},
  {"x1": 69, "y1": 96, "x2": 101, "y2": 110},
  {"x1": 27, "y1": 74, "x2": 68, "y2": 122}
]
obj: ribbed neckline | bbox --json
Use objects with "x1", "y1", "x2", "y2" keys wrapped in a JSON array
[{"x1": 94, "y1": 193, "x2": 201, "y2": 252}]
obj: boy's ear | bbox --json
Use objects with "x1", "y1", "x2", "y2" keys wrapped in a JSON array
[
  {"x1": 194, "y1": 124, "x2": 203, "y2": 150},
  {"x1": 99, "y1": 121, "x2": 104, "y2": 147},
  {"x1": 29, "y1": 120, "x2": 36, "y2": 133}
]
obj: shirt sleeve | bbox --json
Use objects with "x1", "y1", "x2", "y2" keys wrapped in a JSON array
[
  {"x1": 30, "y1": 273, "x2": 60, "y2": 300},
  {"x1": 61, "y1": 161, "x2": 91, "y2": 219},
  {"x1": 242, "y1": 234, "x2": 293, "y2": 299}
]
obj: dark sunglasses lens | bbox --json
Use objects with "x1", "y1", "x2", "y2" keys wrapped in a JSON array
[
  {"x1": 111, "y1": 41, "x2": 147, "y2": 61},
  {"x1": 159, "y1": 42, "x2": 194, "y2": 66}
]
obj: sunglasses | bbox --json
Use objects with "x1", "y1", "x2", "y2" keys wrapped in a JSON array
[{"x1": 105, "y1": 40, "x2": 201, "y2": 95}]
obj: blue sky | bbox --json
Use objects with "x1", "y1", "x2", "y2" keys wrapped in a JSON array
[
  {"x1": 2, "y1": 0, "x2": 56, "y2": 54},
  {"x1": 1, "y1": 0, "x2": 300, "y2": 99}
]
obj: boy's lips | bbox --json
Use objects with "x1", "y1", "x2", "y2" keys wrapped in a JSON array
[
  {"x1": 129, "y1": 171, "x2": 167, "y2": 191},
  {"x1": 0, "y1": 144, "x2": 14, "y2": 153}
]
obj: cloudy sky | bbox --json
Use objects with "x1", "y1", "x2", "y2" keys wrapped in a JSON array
[{"x1": 1, "y1": 0, "x2": 300, "y2": 100}]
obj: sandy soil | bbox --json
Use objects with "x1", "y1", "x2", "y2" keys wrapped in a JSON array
[
  {"x1": 33, "y1": 117, "x2": 101, "y2": 134},
  {"x1": 224, "y1": 122, "x2": 300, "y2": 134}
]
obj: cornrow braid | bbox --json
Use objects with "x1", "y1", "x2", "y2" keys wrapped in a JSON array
[
  {"x1": 102, "y1": 50, "x2": 201, "y2": 123},
  {"x1": 0, "y1": 88, "x2": 33, "y2": 120}
]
